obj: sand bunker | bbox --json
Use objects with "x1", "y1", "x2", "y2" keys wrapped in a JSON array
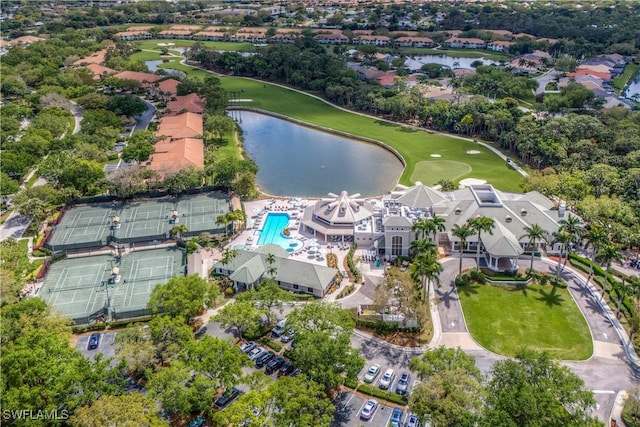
[
  {"x1": 466, "y1": 150, "x2": 481, "y2": 155},
  {"x1": 430, "y1": 154, "x2": 442, "y2": 158},
  {"x1": 459, "y1": 178, "x2": 487, "y2": 187}
]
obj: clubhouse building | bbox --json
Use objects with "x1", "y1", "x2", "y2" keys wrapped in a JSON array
[{"x1": 301, "y1": 183, "x2": 570, "y2": 271}]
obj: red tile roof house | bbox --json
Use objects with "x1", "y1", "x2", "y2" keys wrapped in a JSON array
[
  {"x1": 314, "y1": 33, "x2": 349, "y2": 44},
  {"x1": 153, "y1": 78, "x2": 181, "y2": 99},
  {"x1": 158, "y1": 29, "x2": 194, "y2": 39},
  {"x1": 444, "y1": 37, "x2": 487, "y2": 49},
  {"x1": 155, "y1": 112, "x2": 203, "y2": 141},
  {"x1": 165, "y1": 93, "x2": 206, "y2": 115},
  {"x1": 487, "y1": 40, "x2": 514, "y2": 52},
  {"x1": 113, "y1": 71, "x2": 162, "y2": 88},
  {"x1": 114, "y1": 31, "x2": 152, "y2": 41},
  {"x1": 73, "y1": 49, "x2": 108, "y2": 66},
  {"x1": 394, "y1": 37, "x2": 434, "y2": 48},
  {"x1": 83, "y1": 63, "x2": 117, "y2": 81},
  {"x1": 147, "y1": 137, "x2": 204, "y2": 178},
  {"x1": 357, "y1": 35, "x2": 391, "y2": 46},
  {"x1": 192, "y1": 31, "x2": 227, "y2": 41}
]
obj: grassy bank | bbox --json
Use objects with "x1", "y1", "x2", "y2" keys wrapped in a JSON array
[
  {"x1": 613, "y1": 61, "x2": 640, "y2": 94},
  {"x1": 458, "y1": 282, "x2": 592, "y2": 359},
  {"x1": 136, "y1": 39, "x2": 255, "y2": 53},
  {"x1": 136, "y1": 46, "x2": 525, "y2": 192}
]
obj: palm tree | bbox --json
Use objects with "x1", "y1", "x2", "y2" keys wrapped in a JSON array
[
  {"x1": 582, "y1": 223, "x2": 608, "y2": 288},
  {"x1": 452, "y1": 223, "x2": 474, "y2": 276},
  {"x1": 551, "y1": 229, "x2": 573, "y2": 282},
  {"x1": 410, "y1": 239, "x2": 437, "y2": 258},
  {"x1": 410, "y1": 252, "x2": 443, "y2": 301},
  {"x1": 429, "y1": 213, "x2": 446, "y2": 244},
  {"x1": 559, "y1": 214, "x2": 583, "y2": 266},
  {"x1": 612, "y1": 276, "x2": 634, "y2": 318},
  {"x1": 216, "y1": 213, "x2": 230, "y2": 234},
  {"x1": 265, "y1": 252, "x2": 277, "y2": 279},
  {"x1": 220, "y1": 248, "x2": 238, "y2": 266},
  {"x1": 597, "y1": 243, "x2": 623, "y2": 301},
  {"x1": 520, "y1": 224, "x2": 548, "y2": 273},
  {"x1": 170, "y1": 224, "x2": 189, "y2": 243},
  {"x1": 412, "y1": 218, "x2": 431, "y2": 241},
  {"x1": 228, "y1": 210, "x2": 247, "y2": 234},
  {"x1": 469, "y1": 216, "x2": 495, "y2": 267}
]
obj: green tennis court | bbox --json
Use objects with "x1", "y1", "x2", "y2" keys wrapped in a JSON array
[
  {"x1": 47, "y1": 204, "x2": 116, "y2": 251},
  {"x1": 40, "y1": 248, "x2": 185, "y2": 324}
]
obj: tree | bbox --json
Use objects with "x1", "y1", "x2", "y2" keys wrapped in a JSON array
[
  {"x1": 469, "y1": 216, "x2": 495, "y2": 267},
  {"x1": 452, "y1": 223, "x2": 474, "y2": 276},
  {"x1": 213, "y1": 299, "x2": 266, "y2": 339},
  {"x1": 69, "y1": 393, "x2": 167, "y2": 427},
  {"x1": 551, "y1": 229, "x2": 574, "y2": 282},
  {"x1": 410, "y1": 251, "x2": 443, "y2": 301},
  {"x1": 429, "y1": 213, "x2": 447, "y2": 243},
  {"x1": 521, "y1": 224, "x2": 549, "y2": 272},
  {"x1": 410, "y1": 238, "x2": 437, "y2": 258},
  {"x1": 582, "y1": 223, "x2": 608, "y2": 289},
  {"x1": 375, "y1": 267, "x2": 426, "y2": 328},
  {"x1": 149, "y1": 315, "x2": 195, "y2": 366},
  {"x1": 286, "y1": 302, "x2": 364, "y2": 393},
  {"x1": 107, "y1": 164, "x2": 155, "y2": 199},
  {"x1": 114, "y1": 323, "x2": 157, "y2": 379},
  {"x1": 237, "y1": 278, "x2": 291, "y2": 324},
  {"x1": 121, "y1": 135, "x2": 155, "y2": 164},
  {"x1": 412, "y1": 217, "x2": 432, "y2": 241},
  {"x1": 559, "y1": 214, "x2": 584, "y2": 261},
  {"x1": 147, "y1": 275, "x2": 220, "y2": 323},
  {"x1": 596, "y1": 243, "x2": 623, "y2": 300},
  {"x1": 484, "y1": 349, "x2": 598, "y2": 427},
  {"x1": 409, "y1": 347, "x2": 484, "y2": 427},
  {"x1": 146, "y1": 362, "x2": 196, "y2": 418},
  {"x1": 170, "y1": 224, "x2": 189, "y2": 243},
  {"x1": 106, "y1": 94, "x2": 147, "y2": 117},
  {"x1": 15, "y1": 197, "x2": 47, "y2": 225},
  {"x1": 0, "y1": 173, "x2": 20, "y2": 196}
]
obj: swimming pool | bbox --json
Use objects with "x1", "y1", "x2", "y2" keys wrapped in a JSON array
[{"x1": 257, "y1": 213, "x2": 303, "y2": 252}]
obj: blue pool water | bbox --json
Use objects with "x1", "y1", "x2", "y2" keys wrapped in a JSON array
[{"x1": 257, "y1": 213, "x2": 303, "y2": 251}]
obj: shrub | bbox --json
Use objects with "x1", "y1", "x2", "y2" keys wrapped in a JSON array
[
  {"x1": 346, "y1": 244, "x2": 361, "y2": 283},
  {"x1": 72, "y1": 323, "x2": 107, "y2": 334},
  {"x1": 336, "y1": 284, "x2": 355, "y2": 299},
  {"x1": 244, "y1": 324, "x2": 270, "y2": 341},
  {"x1": 357, "y1": 384, "x2": 408, "y2": 405},
  {"x1": 343, "y1": 377, "x2": 358, "y2": 389},
  {"x1": 468, "y1": 268, "x2": 486, "y2": 283},
  {"x1": 261, "y1": 338, "x2": 282, "y2": 352}
]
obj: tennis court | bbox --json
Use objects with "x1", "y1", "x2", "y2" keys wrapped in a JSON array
[
  {"x1": 177, "y1": 193, "x2": 230, "y2": 235},
  {"x1": 114, "y1": 198, "x2": 175, "y2": 242},
  {"x1": 47, "y1": 204, "x2": 116, "y2": 251},
  {"x1": 40, "y1": 248, "x2": 185, "y2": 325}
]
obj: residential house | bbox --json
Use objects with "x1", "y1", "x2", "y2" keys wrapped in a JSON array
[
  {"x1": 113, "y1": 71, "x2": 162, "y2": 87},
  {"x1": 154, "y1": 78, "x2": 180, "y2": 99},
  {"x1": 155, "y1": 112, "x2": 203, "y2": 141},
  {"x1": 314, "y1": 33, "x2": 349, "y2": 44},
  {"x1": 73, "y1": 49, "x2": 107, "y2": 66},
  {"x1": 83, "y1": 63, "x2": 117, "y2": 81},
  {"x1": 165, "y1": 93, "x2": 205, "y2": 115},
  {"x1": 394, "y1": 36, "x2": 433, "y2": 48},
  {"x1": 159, "y1": 29, "x2": 193, "y2": 39},
  {"x1": 212, "y1": 245, "x2": 339, "y2": 297},
  {"x1": 487, "y1": 40, "x2": 513, "y2": 52},
  {"x1": 193, "y1": 31, "x2": 227, "y2": 41},
  {"x1": 357, "y1": 35, "x2": 391, "y2": 46},
  {"x1": 147, "y1": 137, "x2": 204, "y2": 178},
  {"x1": 114, "y1": 31, "x2": 151, "y2": 41},
  {"x1": 443, "y1": 37, "x2": 486, "y2": 49}
]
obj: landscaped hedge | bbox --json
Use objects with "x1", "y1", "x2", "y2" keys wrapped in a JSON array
[
  {"x1": 346, "y1": 244, "x2": 361, "y2": 283},
  {"x1": 261, "y1": 338, "x2": 282, "y2": 353},
  {"x1": 72, "y1": 323, "x2": 107, "y2": 334},
  {"x1": 343, "y1": 377, "x2": 358, "y2": 389},
  {"x1": 244, "y1": 324, "x2": 271, "y2": 341},
  {"x1": 336, "y1": 284, "x2": 355, "y2": 299},
  {"x1": 356, "y1": 383, "x2": 408, "y2": 406}
]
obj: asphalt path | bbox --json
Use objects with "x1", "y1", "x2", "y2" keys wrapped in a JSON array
[{"x1": 0, "y1": 212, "x2": 31, "y2": 241}]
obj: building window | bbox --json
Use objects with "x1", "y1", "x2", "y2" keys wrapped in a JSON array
[
  {"x1": 307, "y1": 287, "x2": 313, "y2": 293},
  {"x1": 392, "y1": 235, "x2": 403, "y2": 256},
  {"x1": 293, "y1": 284, "x2": 299, "y2": 290}
]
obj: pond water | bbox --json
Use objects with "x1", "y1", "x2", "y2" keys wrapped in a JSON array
[
  {"x1": 144, "y1": 60, "x2": 186, "y2": 78},
  {"x1": 405, "y1": 54, "x2": 499, "y2": 71},
  {"x1": 624, "y1": 74, "x2": 640, "y2": 100},
  {"x1": 237, "y1": 111, "x2": 404, "y2": 197}
]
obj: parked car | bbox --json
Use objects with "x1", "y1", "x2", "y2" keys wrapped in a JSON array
[
  {"x1": 409, "y1": 379, "x2": 422, "y2": 396},
  {"x1": 363, "y1": 364, "x2": 381, "y2": 383},
  {"x1": 248, "y1": 346, "x2": 265, "y2": 360},
  {"x1": 255, "y1": 351, "x2": 276, "y2": 368},
  {"x1": 240, "y1": 341, "x2": 257, "y2": 353},
  {"x1": 290, "y1": 368, "x2": 302, "y2": 377},
  {"x1": 396, "y1": 372, "x2": 410, "y2": 395},
  {"x1": 194, "y1": 326, "x2": 208, "y2": 339},
  {"x1": 278, "y1": 362, "x2": 295, "y2": 377},
  {"x1": 390, "y1": 407, "x2": 403, "y2": 427},
  {"x1": 280, "y1": 329, "x2": 295, "y2": 343},
  {"x1": 214, "y1": 387, "x2": 242, "y2": 409},
  {"x1": 87, "y1": 333, "x2": 101, "y2": 350},
  {"x1": 379, "y1": 368, "x2": 395, "y2": 390},
  {"x1": 188, "y1": 416, "x2": 206, "y2": 427},
  {"x1": 405, "y1": 413, "x2": 420, "y2": 427},
  {"x1": 271, "y1": 319, "x2": 286, "y2": 338},
  {"x1": 360, "y1": 399, "x2": 378, "y2": 420},
  {"x1": 265, "y1": 357, "x2": 286, "y2": 375}
]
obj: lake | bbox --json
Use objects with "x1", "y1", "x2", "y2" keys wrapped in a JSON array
[
  {"x1": 405, "y1": 54, "x2": 498, "y2": 71},
  {"x1": 236, "y1": 111, "x2": 404, "y2": 197},
  {"x1": 144, "y1": 60, "x2": 186, "y2": 78},
  {"x1": 625, "y1": 74, "x2": 640, "y2": 100}
]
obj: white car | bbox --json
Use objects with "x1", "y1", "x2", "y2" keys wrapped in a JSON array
[
  {"x1": 360, "y1": 399, "x2": 378, "y2": 420},
  {"x1": 248, "y1": 346, "x2": 265, "y2": 360},
  {"x1": 379, "y1": 368, "x2": 395, "y2": 390},
  {"x1": 363, "y1": 364, "x2": 381, "y2": 383}
]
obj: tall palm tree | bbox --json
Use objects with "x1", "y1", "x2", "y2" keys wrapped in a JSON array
[
  {"x1": 520, "y1": 224, "x2": 548, "y2": 273},
  {"x1": 228, "y1": 210, "x2": 247, "y2": 234},
  {"x1": 220, "y1": 248, "x2": 238, "y2": 266},
  {"x1": 170, "y1": 224, "x2": 189, "y2": 243},
  {"x1": 410, "y1": 252, "x2": 443, "y2": 301},
  {"x1": 412, "y1": 218, "x2": 431, "y2": 241},
  {"x1": 582, "y1": 223, "x2": 608, "y2": 288},
  {"x1": 429, "y1": 213, "x2": 447, "y2": 243},
  {"x1": 265, "y1": 252, "x2": 277, "y2": 279},
  {"x1": 452, "y1": 223, "x2": 474, "y2": 276},
  {"x1": 552, "y1": 229, "x2": 573, "y2": 282},
  {"x1": 469, "y1": 216, "x2": 495, "y2": 267},
  {"x1": 597, "y1": 243, "x2": 623, "y2": 300},
  {"x1": 613, "y1": 276, "x2": 634, "y2": 317},
  {"x1": 410, "y1": 239, "x2": 437, "y2": 258},
  {"x1": 216, "y1": 213, "x2": 231, "y2": 234},
  {"x1": 559, "y1": 214, "x2": 583, "y2": 266}
]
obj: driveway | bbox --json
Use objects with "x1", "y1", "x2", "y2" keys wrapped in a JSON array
[
  {"x1": 131, "y1": 100, "x2": 156, "y2": 134},
  {"x1": 535, "y1": 70, "x2": 561, "y2": 95},
  {"x1": 0, "y1": 211, "x2": 31, "y2": 241}
]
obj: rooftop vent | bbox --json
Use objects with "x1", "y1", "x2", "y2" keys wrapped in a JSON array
[
  {"x1": 455, "y1": 207, "x2": 462, "y2": 215},
  {"x1": 505, "y1": 215, "x2": 512, "y2": 223},
  {"x1": 520, "y1": 208, "x2": 527, "y2": 216}
]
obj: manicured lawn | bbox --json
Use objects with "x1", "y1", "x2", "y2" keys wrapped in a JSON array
[
  {"x1": 136, "y1": 45, "x2": 525, "y2": 192},
  {"x1": 136, "y1": 39, "x2": 255, "y2": 53},
  {"x1": 613, "y1": 61, "x2": 640, "y2": 94},
  {"x1": 457, "y1": 283, "x2": 592, "y2": 360}
]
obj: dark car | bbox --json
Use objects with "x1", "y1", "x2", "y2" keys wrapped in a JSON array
[
  {"x1": 188, "y1": 416, "x2": 206, "y2": 427},
  {"x1": 396, "y1": 372, "x2": 410, "y2": 395},
  {"x1": 280, "y1": 329, "x2": 295, "y2": 343},
  {"x1": 87, "y1": 333, "x2": 101, "y2": 350},
  {"x1": 255, "y1": 351, "x2": 275, "y2": 368},
  {"x1": 265, "y1": 356, "x2": 286, "y2": 374},
  {"x1": 405, "y1": 414, "x2": 420, "y2": 427},
  {"x1": 214, "y1": 387, "x2": 242, "y2": 409},
  {"x1": 390, "y1": 407, "x2": 403, "y2": 427},
  {"x1": 278, "y1": 362, "x2": 295, "y2": 377},
  {"x1": 290, "y1": 368, "x2": 302, "y2": 377}
]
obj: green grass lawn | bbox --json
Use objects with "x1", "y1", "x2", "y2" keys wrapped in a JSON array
[
  {"x1": 136, "y1": 39, "x2": 255, "y2": 53},
  {"x1": 613, "y1": 61, "x2": 640, "y2": 94},
  {"x1": 135, "y1": 45, "x2": 525, "y2": 192},
  {"x1": 458, "y1": 283, "x2": 592, "y2": 360}
]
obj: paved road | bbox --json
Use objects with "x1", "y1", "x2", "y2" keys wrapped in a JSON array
[
  {"x1": 0, "y1": 212, "x2": 30, "y2": 241},
  {"x1": 132, "y1": 100, "x2": 156, "y2": 134},
  {"x1": 535, "y1": 70, "x2": 561, "y2": 95}
]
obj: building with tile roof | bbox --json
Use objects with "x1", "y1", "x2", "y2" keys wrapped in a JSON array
[
  {"x1": 148, "y1": 137, "x2": 204, "y2": 177},
  {"x1": 83, "y1": 63, "x2": 117, "y2": 81},
  {"x1": 211, "y1": 244, "x2": 339, "y2": 297},
  {"x1": 114, "y1": 71, "x2": 162, "y2": 85},
  {"x1": 165, "y1": 93, "x2": 205, "y2": 115},
  {"x1": 155, "y1": 112, "x2": 203, "y2": 140}
]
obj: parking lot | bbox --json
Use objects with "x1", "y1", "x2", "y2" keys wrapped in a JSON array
[
  {"x1": 76, "y1": 331, "x2": 117, "y2": 361},
  {"x1": 332, "y1": 391, "x2": 403, "y2": 427}
]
